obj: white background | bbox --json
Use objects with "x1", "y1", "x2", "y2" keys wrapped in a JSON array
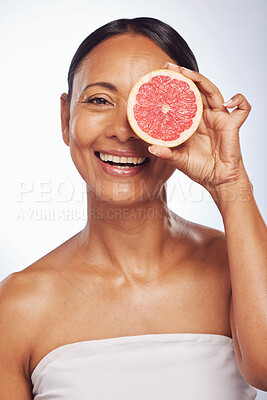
[{"x1": 0, "y1": 0, "x2": 266, "y2": 397}]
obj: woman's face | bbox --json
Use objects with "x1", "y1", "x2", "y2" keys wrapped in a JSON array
[{"x1": 61, "y1": 33, "x2": 176, "y2": 205}]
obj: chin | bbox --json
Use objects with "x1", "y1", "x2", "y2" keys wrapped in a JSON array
[
  {"x1": 98, "y1": 192, "x2": 154, "y2": 207},
  {"x1": 89, "y1": 181, "x2": 167, "y2": 209}
]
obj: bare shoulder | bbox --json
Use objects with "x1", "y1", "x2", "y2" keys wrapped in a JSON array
[
  {"x1": 0, "y1": 232, "x2": 79, "y2": 320},
  {"x1": 0, "y1": 262, "x2": 58, "y2": 397},
  {"x1": 0, "y1": 229, "x2": 86, "y2": 337},
  {"x1": 0, "y1": 261, "x2": 59, "y2": 342},
  {"x1": 0, "y1": 229, "x2": 88, "y2": 323},
  {"x1": 0, "y1": 260, "x2": 58, "y2": 308},
  {"x1": 193, "y1": 221, "x2": 227, "y2": 263},
  {"x1": 178, "y1": 214, "x2": 227, "y2": 261},
  {"x1": 171, "y1": 212, "x2": 229, "y2": 280}
]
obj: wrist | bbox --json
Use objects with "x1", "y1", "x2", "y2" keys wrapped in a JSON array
[{"x1": 208, "y1": 162, "x2": 253, "y2": 206}]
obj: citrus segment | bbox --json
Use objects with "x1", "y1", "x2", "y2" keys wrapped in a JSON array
[{"x1": 127, "y1": 69, "x2": 203, "y2": 147}]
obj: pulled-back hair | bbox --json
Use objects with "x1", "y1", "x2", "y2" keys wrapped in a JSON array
[{"x1": 67, "y1": 17, "x2": 199, "y2": 103}]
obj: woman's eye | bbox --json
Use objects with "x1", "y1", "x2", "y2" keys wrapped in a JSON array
[{"x1": 87, "y1": 97, "x2": 110, "y2": 105}]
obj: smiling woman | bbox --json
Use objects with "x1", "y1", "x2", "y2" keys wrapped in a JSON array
[
  {"x1": 61, "y1": 32, "x2": 181, "y2": 204},
  {"x1": 0, "y1": 17, "x2": 266, "y2": 400}
]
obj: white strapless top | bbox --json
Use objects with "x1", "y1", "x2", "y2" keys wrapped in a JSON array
[{"x1": 31, "y1": 333, "x2": 257, "y2": 399}]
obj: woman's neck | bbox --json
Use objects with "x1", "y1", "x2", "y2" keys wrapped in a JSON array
[{"x1": 78, "y1": 186, "x2": 181, "y2": 283}]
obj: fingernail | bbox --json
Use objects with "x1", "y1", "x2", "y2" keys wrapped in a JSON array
[
  {"x1": 148, "y1": 146, "x2": 157, "y2": 155},
  {"x1": 223, "y1": 98, "x2": 233, "y2": 107},
  {"x1": 181, "y1": 67, "x2": 192, "y2": 73},
  {"x1": 164, "y1": 62, "x2": 179, "y2": 69}
]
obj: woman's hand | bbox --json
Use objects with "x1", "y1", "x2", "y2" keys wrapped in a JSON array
[{"x1": 148, "y1": 63, "x2": 252, "y2": 193}]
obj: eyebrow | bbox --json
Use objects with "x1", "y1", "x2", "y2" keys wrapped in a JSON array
[{"x1": 81, "y1": 82, "x2": 118, "y2": 93}]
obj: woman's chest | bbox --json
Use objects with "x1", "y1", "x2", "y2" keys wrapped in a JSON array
[{"x1": 30, "y1": 264, "x2": 232, "y2": 376}]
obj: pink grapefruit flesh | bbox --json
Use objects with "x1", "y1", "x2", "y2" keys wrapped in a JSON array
[{"x1": 127, "y1": 69, "x2": 203, "y2": 147}]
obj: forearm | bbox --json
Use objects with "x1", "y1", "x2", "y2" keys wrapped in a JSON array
[{"x1": 212, "y1": 164, "x2": 267, "y2": 375}]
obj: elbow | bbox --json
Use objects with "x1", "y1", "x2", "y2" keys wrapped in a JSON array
[
  {"x1": 246, "y1": 376, "x2": 267, "y2": 392},
  {"x1": 241, "y1": 355, "x2": 267, "y2": 391}
]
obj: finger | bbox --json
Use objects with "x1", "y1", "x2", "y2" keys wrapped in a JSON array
[
  {"x1": 148, "y1": 145, "x2": 173, "y2": 158},
  {"x1": 148, "y1": 144, "x2": 187, "y2": 172},
  {"x1": 223, "y1": 93, "x2": 252, "y2": 126},
  {"x1": 200, "y1": 91, "x2": 211, "y2": 111},
  {"x1": 178, "y1": 67, "x2": 225, "y2": 111},
  {"x1": 164, "y1": 62, "x2": 181, "y2": 72}
]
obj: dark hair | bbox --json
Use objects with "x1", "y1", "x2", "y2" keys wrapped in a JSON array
[{"x1": 67, "y1": 17, "x2": 199, "y2": 103}]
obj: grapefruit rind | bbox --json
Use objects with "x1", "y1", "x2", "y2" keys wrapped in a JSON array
[{"x1": 127, "y1": 69, "x2": 203, "y2": 148}]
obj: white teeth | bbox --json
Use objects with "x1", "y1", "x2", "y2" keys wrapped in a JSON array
[
  {"x1": 99, "y1": 152, "x2": 146, "y2": 165},
  {"x1": 112, "y1": 155, "x2": 120, "y2": 163}
]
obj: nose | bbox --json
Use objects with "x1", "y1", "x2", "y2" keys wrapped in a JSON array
[{"x1": 105, "y1": 103, "x2": 138, "y2": 143}]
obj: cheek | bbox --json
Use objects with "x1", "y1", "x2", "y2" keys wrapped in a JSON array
[
  {"x1": 69, "y1": 111, "x2": 105, "y2": 147},
  {"x1": 67, "y1": 111, "x2": 104, "y2": 184}
]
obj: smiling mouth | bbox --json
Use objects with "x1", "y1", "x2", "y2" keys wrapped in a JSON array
[{"x1": 95, "y1": 151, "x2": 150, "y2": 168}]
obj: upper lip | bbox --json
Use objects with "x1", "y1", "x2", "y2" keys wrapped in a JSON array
[{"x1": 95, "y1": 150, "x2": 149, "y2": 158}]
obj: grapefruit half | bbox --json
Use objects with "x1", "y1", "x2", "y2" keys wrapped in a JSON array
[{"x1": 127, "y1": 69, "x2": 203, "y2": 147}]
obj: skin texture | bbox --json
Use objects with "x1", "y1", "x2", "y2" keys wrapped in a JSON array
[{"x1": 0, "y1": 33, "x2": 267, "y2": 399}]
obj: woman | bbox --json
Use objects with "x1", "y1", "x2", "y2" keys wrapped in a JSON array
[{"x1": 0, "y1": 17, "x2": 266, "y2": 399}]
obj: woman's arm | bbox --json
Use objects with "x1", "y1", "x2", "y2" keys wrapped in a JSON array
[
  {"x1": 0, "y1": 274, "x2": 34, "y2": 399},
  {"x1": 148, "y1": 63, "x2": 267, "y2": 389},
  {"x1": 215, "y1": 164, "x2": 267, "y2": 390}
]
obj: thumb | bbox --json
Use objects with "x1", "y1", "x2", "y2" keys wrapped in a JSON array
[
  {"x1": 148, "y1": 145, "x2": 173, "y2": 158},
  {"x1": 148, "y1": 145, "x2": 186, "y2": 169}
]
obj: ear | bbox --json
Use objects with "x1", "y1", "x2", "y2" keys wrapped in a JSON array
[{"x1": 60, "y1": 93, "x2": 70, "y2": 146}]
